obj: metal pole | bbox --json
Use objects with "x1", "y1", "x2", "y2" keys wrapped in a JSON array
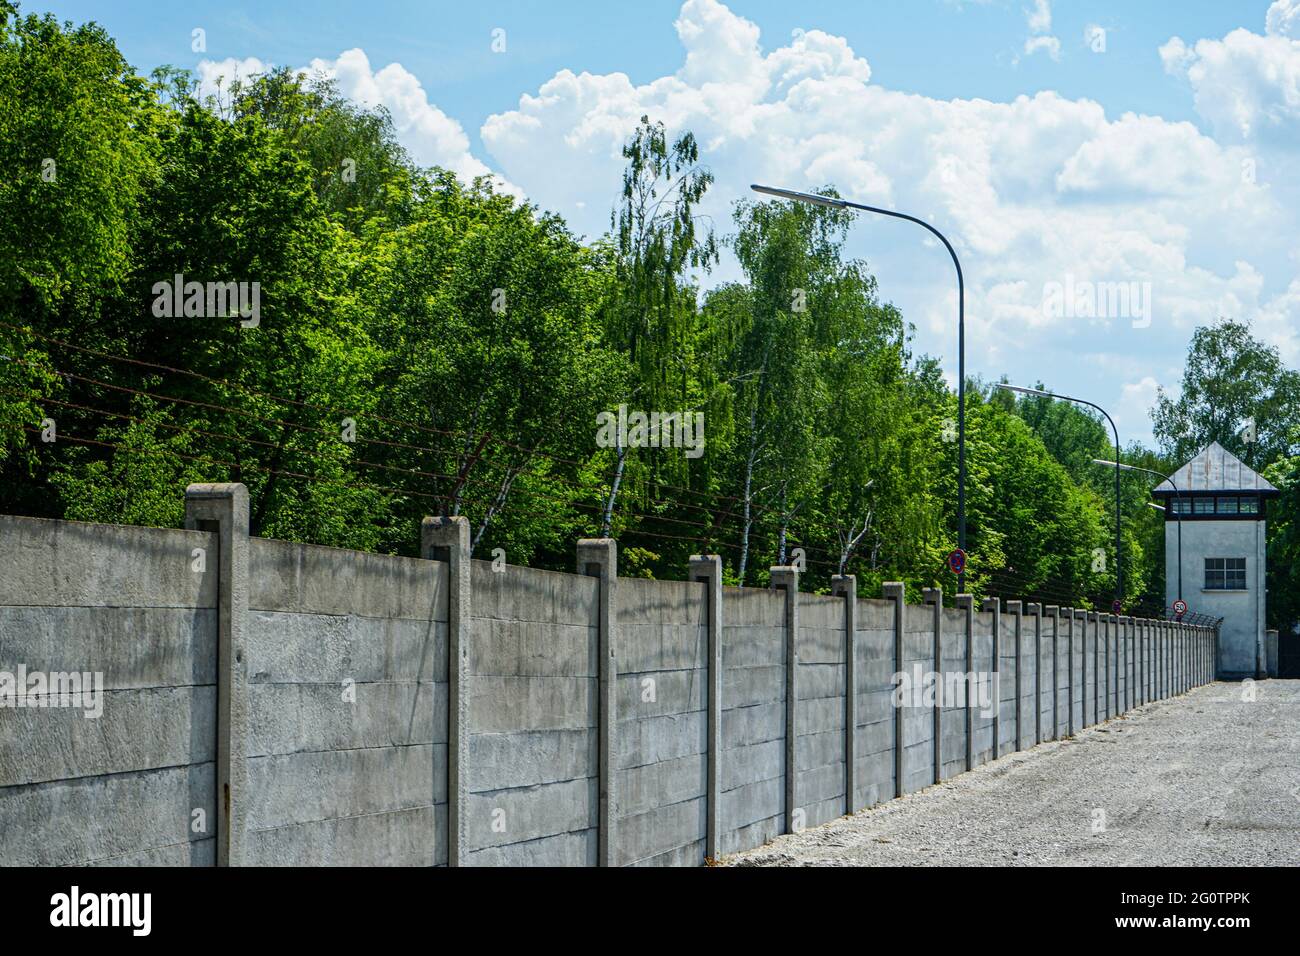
[
  {"x1": 751, "y1": 185, "x2": 966, "y2": 587},
  {"x1": 1000, "y1": 386, "x2": 1123, "y2": 609}
]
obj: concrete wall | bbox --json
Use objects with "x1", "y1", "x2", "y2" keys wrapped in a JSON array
[
  {"x1": 615, "y1": 576, "x2": 707, "y2": 867},
  {"x1": 469, "y1": 560, "x2": 600, "y2": 866},
  {"x1": 718, "y1": 586, "x2": 786, "y2": 856},
  {"x1": 795, "y1": 594, "x2": 846, "y2": 829},
  {"x1": 0, "y1": 497, "x2": 1218, "y2": 867},
  {"x1": 854, "y1": 598, "x2": 897, "y2": 809},
  {"x1": 245, "y1": 537, "x2": 449, "y2": 866},
  {"x1": 0, "y1": 514, "x2": 218, "y2": 866}
]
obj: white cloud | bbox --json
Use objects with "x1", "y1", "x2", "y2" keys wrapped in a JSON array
[
  {"x1": 1024, "y1": 35, "x2": 1061, "y2": 60},
  {"x1": 479, "y1": 0, "x2": 1296, "y2": 442},
  {"x1": 1266, "y1": 0, "x2": 1300, "y2": 38},
  {"x1": 1117, "y1": 376, "x2": 1162, "y2": 432},
  {"x1": 197, "y1": 51, "x2": 518, "y2": 197},
  {"x1": 305, "y1": 49, "x2": 516, "y2": 194},
  {"x1": 1026, "y1": 0, "x2": 1053, "y2": 35},
  {"x1": 196, "y1": 56, "x2": 269, "y2": 100},
  {"x1": 1022, "y1": 0, "x2": 1060, "y2": 60},
  {"x1": 195, "y1": 1, "x2": 1300, "y2": 444},
  {"x1": 1159, "y1": 24, "x2": 1300, "y2": 142}
]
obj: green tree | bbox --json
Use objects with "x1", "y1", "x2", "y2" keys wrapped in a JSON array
[{"x1": 1152, "y1": 319, "x2": 1300, "y2": 469}]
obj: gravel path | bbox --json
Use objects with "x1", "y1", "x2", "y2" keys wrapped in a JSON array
[{"x1": 724, "y1": 680, "x2": 1300, "y2": 866}]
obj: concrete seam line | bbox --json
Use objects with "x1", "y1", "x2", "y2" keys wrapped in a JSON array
[
  {"x1": 833, "y1": 574, "x2": 857, "y2": 816},
  {"x1": 923, "y1": 587, "x2": 943, "y2": 784},
  {"x1": 956, "y1": 593, "x2": 974, "y2": 773},
  {"x1": 982, "y1": 597, "x2": 1000, "y2": 760},
  {"x1": 1006, "y1": 600, "x2": 1022, "y2": 753},
  {"x1": 884, "y1": 582, "x2": 906, "y2": 799},
  {"x1": 771, "y1": 565, "x2": 800, "y2": 834},
  {"x1": 1026, "y1": 604, "x2": 1041, "y2": 745},
  {"x1": 690, "y1": 554, "x2": 723, "y2": 862}
]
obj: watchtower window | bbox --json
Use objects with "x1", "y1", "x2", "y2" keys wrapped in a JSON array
[{"x1": 1205, "y1": 557, "x2": 1246, "y2": 591}]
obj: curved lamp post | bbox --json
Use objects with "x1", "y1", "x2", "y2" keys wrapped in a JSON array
[
  {"x1": 1097, "y1": 460, "x2": 1183, "y2": 610},
  {"x1": 996, "y1": 383, "x2": 1123, "y2": 611},
  {"x1": 750, "y1": 184, "x2": 968, "y2": 589}
]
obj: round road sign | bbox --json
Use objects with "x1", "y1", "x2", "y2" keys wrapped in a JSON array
[
  {"x1": 946, "y1": 548, "x2": 967, "y2": 576},
  {"x1": 1173, "y1": 599, "x2": 1188, "y2": 617}
]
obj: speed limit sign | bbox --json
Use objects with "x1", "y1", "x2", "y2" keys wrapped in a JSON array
[{"x1": 1173, "y1": 599, "x2": 1187, "y2": 617}]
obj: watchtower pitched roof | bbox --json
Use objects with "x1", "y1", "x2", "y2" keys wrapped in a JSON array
[{"x1": 1153, "y1": 441, "x2": 1277, "y2": 494}]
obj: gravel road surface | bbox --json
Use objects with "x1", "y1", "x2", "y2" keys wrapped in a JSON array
[{"x1": 724, "y1": 680, "x2": 1300, "y2": 866}]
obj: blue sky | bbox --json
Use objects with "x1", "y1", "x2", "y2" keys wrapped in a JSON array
[{"x1": 39, "y1": 0, "x2": 1300, "y2": 448}]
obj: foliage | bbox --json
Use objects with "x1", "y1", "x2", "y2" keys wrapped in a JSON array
[{"x1": 3, "y1": 6, "x2": 1294, "y2": 626}]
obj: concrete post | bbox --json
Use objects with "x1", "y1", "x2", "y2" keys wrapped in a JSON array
[
  {"x1": 1091, "y1": 613, "x2": 1100, "y2": 722},
  {"x1": 832, "y1": 575, "x2": 857, "y2": 813},
  {"x1": 1120, "y1": 617, "x2": 1126, "y2": 711},
  {"x1": 1117, "y1": 616, "x2": 1125, "y2": 713},
  {"x1": 1103, "y1": 614, "x2": 1112, "y2": 720},
  {"x1": 983, "y1": 598, "x2": 1001, "y2": 759},
  {"x1": 923, "y1": 588, "x2": 943, "y2": 782},
  {"x1": 1176, "y1": 625, "x2": 1182, "y2": 693},
  {"x1": 1159, "y1": 624, "x2": 1170, "y2": 697},
  {"x1": 577, "y1": 538, "x2": 618, "y2": 866},
  {"x1": 1181, "y1": 623, "x2": 1186, "y2": 692},
  {"x1": 1206, "y1": 624, "x2": 1216, "y2": 686},
  {"x1": 184, "y1": 483, "x2": 249, "y2": 868},
  {"x1": 1045, "y1": 606, "x2": 1059, "y2": 740},
  {"x1": 422, "y1": 516, "x2": 470, "y2": 867},
  {"x1": 1176, "y1": 622, "x2": 1181, "y2": 694},
  {"x1": 1007, "y1": 601, "x2": 1023, "y2": 751},
  {"x1": 1138, "y1": 619, "x2": 1145, "y2": 705},
  {"x1": 1159, "y1": 621, "x2": 1170, "y2": 697},
  {"x1": 1170, "y1": 621, "x2": 1180, "y2": 697},
  {"x1": 689, "y1": 554, "x2": 723, "y2": 861},
  {"x1": 1127, "y1": 617, "x2": 1134, "y2": 711},
  {"x1": 1026, "y1": 604, "x2": 1042, "y2": 745},
  {"x1": 771, "y1": 566, "x2": 800, "y2": 833},
  {"x1": 956, "y1": 593, "x2": 974, "y2": 772},
  {"x1": 1063, "y1": 608, "x2": 1075, "y2": 734},
  {"x1": 883, "y1": 582, "x2": 906, "y2": 798}
]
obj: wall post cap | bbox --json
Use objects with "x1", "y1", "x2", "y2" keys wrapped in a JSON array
[{"x1": 184, "y1": 482, "x2": 247, "y2": 501}]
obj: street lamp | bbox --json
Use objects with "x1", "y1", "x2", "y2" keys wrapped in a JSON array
[
  {"x1": 996, "y1": 383, "x2": 1124, "y2": 611},
  {"x1": 1096, "y1": 459, "x2": 1183, "y2": 611},
  {"x1": 750, "y1": 184, "x2": 969, "y2": 589}
]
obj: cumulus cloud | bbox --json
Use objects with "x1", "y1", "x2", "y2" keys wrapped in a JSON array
[
  {"x1": 196, "y1": 0, "x2": 1300, "y2": 442},
  {"x1": 196, "y1": 56, "x2": 269, "y2": 100},
  {"x1": 1266, "y1": 0, "x2": 1300, "y2": 38},
  {"x1": 1159, "y1": 9, "x2": 1300, "y2": 142},
  {"x1": 305, "y1": 50, "x2": 516, "y2": 194},
  {"x1": 196, "y1": 51, "x2": 517, "y2": 197},
  {"x1": 480, "y1": 0, "x2": 1295, "y2": 440}
]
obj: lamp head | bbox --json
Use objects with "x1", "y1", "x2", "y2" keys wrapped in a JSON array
[
  {"x1": 750, "y1": 184, "x2": 847, "y2": 209},
  {"x1": 995, "y1": 383, "x2": 1052, "y2": 398}
]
